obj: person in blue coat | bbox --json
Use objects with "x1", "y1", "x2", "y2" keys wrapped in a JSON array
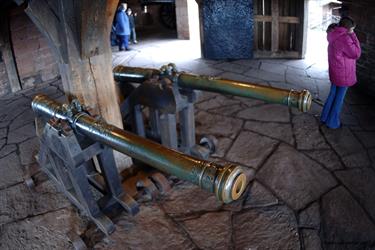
[{"x1": 115, "y1": 3, "x2": 131, "y2": 51}]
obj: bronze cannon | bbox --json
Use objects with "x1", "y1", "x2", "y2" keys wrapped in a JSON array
[
  {"x1": 113, "y1": 64, "x2": 312, "y2": 112},
  {"x1": 32, "y1": 94, "x2": 247, "y2": 204},
  {"x1": 112, "y1": 63, "x2": 312, "y2": 160}
]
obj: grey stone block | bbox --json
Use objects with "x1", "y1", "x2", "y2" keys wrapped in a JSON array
[
  {"x1": 243, "y1": 181, "x2": 279, "y2": 208},
  {"x1": 354, "y1": 131, "x2": 375, "y2": 148},
  {"x1": 299, "y1": 202, "x2": 320, "y2": 229},
  {"x1": 260, "y1": 62, "x2": 288, "y2": 75},
  {"x1": 195, "y1": 111, "x2": 243, "y2": 139},
  {"x1": 7, "y1": 123, "x2": 36, "y2": 144},
  {"x1": 94, "y1": 204, "x2": 195, "y2": 250},
  {"x1": 322, "y1": 186, "x2": 375, "y2": 242},
  {"x1": 304, "y1": 150, "x2": 344, "y2": 171},
  {"x1": 195, "y1": 94, "x2": 240, "y2": 111},
  {"x1": 244, "y1": 120, "x2": 294, "y2": 145},
  {"x1": 160, "y1": 181, "x2": 222, "y2": 216},
  {"x1": 213, "y1": 61, "x2": 250, "y2": 74},
  {"x1": 302, "y1": 229, "x2": 322, "y2": 250},
  {"x1": 0, "y1": 144, "x2": 17, "y2": 158},
  {"x1": 19, "y1": 137, "x2": 39, "y2": 165},
  {"x1": 180, "y1": 212, "x2": 231, "y2": 250},
  {"x1": 237, "y1": 104, "x2": 290, "y2": 122},
  {"x1": 0, "y1": 153, "x2": 23, "y2": 190},
  {"x1": 209, "y1": 104, "x2": 244, "y2": 116},
  {"x1": 335, "y1": 168, "x2": 375, "y2": 222},
  {"x1": 226, "y1": 131, "x2": 278, "y2": 169},
  {"x1": 0, "y1": 208, "x2": 85, "y2": 250},
  {"x1": 233, "y1": 205, "x2": 300, "y2": 250},
  {"x1": 293, "y1": 114, "x2": 330, "y2": 150},
  {"x1": 257, "y1": 144, "x2": 337, "y2": 210}
]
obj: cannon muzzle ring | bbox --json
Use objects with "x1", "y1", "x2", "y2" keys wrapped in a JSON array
[{"x1": 214, "y1": 165, "x2": 247, "y2": 203}]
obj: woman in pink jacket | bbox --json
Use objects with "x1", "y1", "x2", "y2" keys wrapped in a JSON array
[{"x1": 320, "y1": 17, "x2": 361, "y2": 129}]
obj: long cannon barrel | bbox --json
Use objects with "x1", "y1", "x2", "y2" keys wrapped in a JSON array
[
  {"x1": 32, "y1": 94, "x2": 247, "y2": 203},
  {"x1": 113, "y1": 65, "x2": 312, "y2": 112}
]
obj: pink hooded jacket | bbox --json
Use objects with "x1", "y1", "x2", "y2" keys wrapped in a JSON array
[{"x1": 327, "y1": 27, "x2": 361, "y2": 87}]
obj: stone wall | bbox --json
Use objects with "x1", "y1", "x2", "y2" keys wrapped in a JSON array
[
  {"x1": 9, "y1": 10, "x2": 59, "y2": 89},
  {"x1": 175, "y1": 0, "x2": 190, "y2": 39},
  {"x1": 341, "y1": 0, "x2": 375, "y2": 95},
  {"x1": 201, "y1": 0, "x2": 253, "y2": 59}
]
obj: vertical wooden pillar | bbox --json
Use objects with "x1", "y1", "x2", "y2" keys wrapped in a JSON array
[
  {"x1": 21, "y1": 0, "x2": 132, "y2": 169},
  {"x1": 0, "y1": 11, "x2": 21, "y2": 93},
  {"x1": 271, "y1": 0, "x2": 279, "y2": 53}
]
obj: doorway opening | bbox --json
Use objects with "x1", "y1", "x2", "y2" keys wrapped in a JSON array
[
  {"x1": 305, "y1": 0, "x2": 342, "y2": 65},
  {"x1": 185, "y1": 0, "x2": 201, "y2": 59},
  {"x1": 112, "y1": 0, "x2": 201, "y2": 67}
]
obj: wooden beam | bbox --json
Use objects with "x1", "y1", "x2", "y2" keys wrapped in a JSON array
[
  {"x1": 271, "y1": 0, "x2": 279, "y2": 53},
  {"x1": 57, "y1": 0, "x2": 85, "y2": 99},
  {"x1": 80, "y1": 0, "x2": 111, "y2": 58},
  {"x1": 0, "y1": 11, "x2": 21, "y2": 92},
  {"x1": 255, "y1": 16, "x2": 299, "y2": 24},
  {"x1": 279, "y1": 16, "x2": 300, "y2": 24},
  {"x1": 55, "y1": 0, "x2": 122, "y2": 124},
  {"x1": 24, "y1": 0, "x2": 63, "y2": 61},
  {"x1": 24, "y1": 0, "x2": 131, "y2": 169},
  {"x1": 254, "y1": 15, "x2": 272, "y2": 22}
]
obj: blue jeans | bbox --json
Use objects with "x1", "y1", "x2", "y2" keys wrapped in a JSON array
[
  {"x1": 320, "y1": 84, "x2": 348, "y2": 129},
  {"x1": 117, "y1": 35, "x2": 129, "y2": 50}
]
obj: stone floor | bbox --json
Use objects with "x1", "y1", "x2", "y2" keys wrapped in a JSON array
[{"x1": 1, "y1": 36, "x2": 375, "y2": 250}]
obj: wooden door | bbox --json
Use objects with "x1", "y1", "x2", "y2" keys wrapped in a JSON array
[{"x1": 254, "y1": 0, "x2": 306, "y2": 58}]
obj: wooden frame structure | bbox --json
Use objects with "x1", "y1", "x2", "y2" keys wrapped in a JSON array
[{"x1": 253, "y1": 0, "x2": 307, "y2": 58}]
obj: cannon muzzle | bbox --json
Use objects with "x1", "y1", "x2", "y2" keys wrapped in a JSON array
[
  {"x1": 113, "y1": 65, "x2": 312, "y2": 112},
  {"x1": 32, "y1": 94, "x2": 247, "y2": 203}
]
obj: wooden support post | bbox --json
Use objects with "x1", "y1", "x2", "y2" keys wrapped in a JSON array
[
  {"x1": 22, "y1": 0, "x2": 132, "y2": 169},
  {"x1": 0, "y1": 11, "x2": 21, "y2": 93},
  {"x1": 271, "y1": 0, "x2": 279, "y2": 54}
]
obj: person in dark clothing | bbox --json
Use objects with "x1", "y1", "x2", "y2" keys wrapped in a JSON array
[
  {"x1": 127, "y1": 8, "x2": 138, "y2": 44},
  {"x1": 115, "y1": 3, "x2": 131, "y2": 51}
]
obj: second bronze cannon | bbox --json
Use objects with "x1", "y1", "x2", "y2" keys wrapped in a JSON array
[{"x1": 113, "y1": 64, "x2": 312, "y2": 159}]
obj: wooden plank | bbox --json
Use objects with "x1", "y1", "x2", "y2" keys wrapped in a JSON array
[
  {"x1": 271, "y1": 0, "x2": 279, "y2": 52},
  {"x1": 254, "y1": 20, "x2": 259, "y2": 50},
  {"x1": 279, "y1": 23, "x2": 288, "y2": 51},
  {"x1": 279, "y1": 16, "x2": 300, "y2": 24},
  {"x1": 254, "y1": 15, "x2": 272, "y2": 22},
  {"x1": 0, "y1": 12, "x2": 21, "y2": 92}
]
